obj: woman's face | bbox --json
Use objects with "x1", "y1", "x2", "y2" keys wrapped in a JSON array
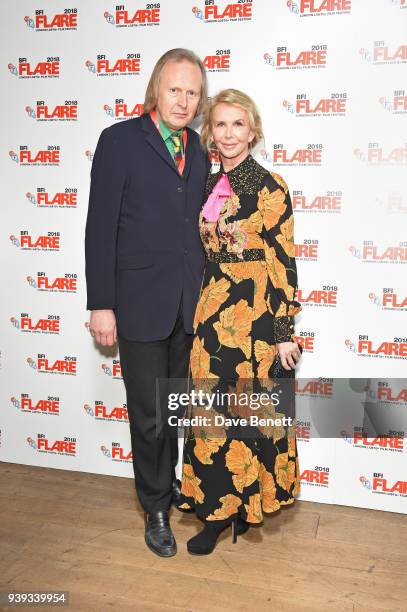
[{"x1": 210, "y1": 103, "x2": 255, "y2": 169}]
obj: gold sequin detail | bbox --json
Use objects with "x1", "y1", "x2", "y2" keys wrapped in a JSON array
[
  {"x1": 274, "y1": 316, "x2": 295, "y2": 343},
  {"x1": 206, "y1": 154, "x2": 269, "y2": 197},
  {"x1": 207, "y1": 248, "x2": 266, "y2": 264}
]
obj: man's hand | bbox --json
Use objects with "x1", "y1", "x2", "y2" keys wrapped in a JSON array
[
  {"x1": 277, "y1": 341, "x2": 302, "y2": 371},
  {"x1": 89, "y1": 309, "x2": 117, "y2": 346}
]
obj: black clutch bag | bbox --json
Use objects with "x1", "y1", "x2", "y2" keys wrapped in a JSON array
[{"x1": 269, "y1": 343, "x2": 303, "y2": 379}]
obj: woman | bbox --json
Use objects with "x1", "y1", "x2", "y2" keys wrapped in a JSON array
[{"x1": 179, "y1": 89, "x2": 303, "y2": 554}]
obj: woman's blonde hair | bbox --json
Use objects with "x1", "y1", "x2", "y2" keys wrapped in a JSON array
[
  {"x1": 200, "y1": 89, "x2": 264, "y2": 151},
  {"x1": 144, "y1": 48, "x2": 208, "y2": 116}
]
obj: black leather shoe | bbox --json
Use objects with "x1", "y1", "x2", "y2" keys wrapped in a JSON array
[
  {"x1": 172, "y1": 479, "x2": 193, "y2": 512},
  {"x1": 144, "y1": 510, "x2": 177, "y2": 557}
]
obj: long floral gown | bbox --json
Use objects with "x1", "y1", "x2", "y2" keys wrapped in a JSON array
[{"x1": 179, "y1": 154, "x2": 302, "y2": 523}]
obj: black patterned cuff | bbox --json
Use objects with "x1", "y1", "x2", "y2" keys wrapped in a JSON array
[{"x1": 274, "y1": 315, "x2": 295, "y2": 343}]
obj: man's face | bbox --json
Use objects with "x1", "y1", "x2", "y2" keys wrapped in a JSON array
[{"x1": 155, "y1": 60, "x2": 202, "y2": 131}]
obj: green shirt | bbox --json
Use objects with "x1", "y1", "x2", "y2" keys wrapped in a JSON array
[{"x1": 158, "y1": 118, "x2": 184, "y2": 159}]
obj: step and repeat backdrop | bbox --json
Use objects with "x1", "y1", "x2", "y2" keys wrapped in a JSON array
[{"x1": 1, "y1": 0, "x2": 406, "y2": 513}]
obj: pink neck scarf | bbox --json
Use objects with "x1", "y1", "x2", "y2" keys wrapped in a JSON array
[{"x1": 201, "y1": 173, "x2": 232, "y2": 222}]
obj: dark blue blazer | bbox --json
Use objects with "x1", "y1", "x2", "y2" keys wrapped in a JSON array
[{"x1": 85, "y1": 113, "x2": 209, "y2": 341}]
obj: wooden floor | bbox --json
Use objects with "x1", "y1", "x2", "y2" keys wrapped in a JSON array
[{"x1": 0, "y1": 463, "x2": 406, "y2": 612}]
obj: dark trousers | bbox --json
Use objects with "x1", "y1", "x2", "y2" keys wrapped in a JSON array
[{"x1": 118, "y1": 306, "x2": 193, "y2": 513}]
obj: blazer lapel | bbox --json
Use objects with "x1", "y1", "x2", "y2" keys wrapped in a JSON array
[{"x1": 141, "y1": 113, "x2": 180, "y2": 176}]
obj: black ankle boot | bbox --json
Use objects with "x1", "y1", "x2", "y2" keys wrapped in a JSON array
[
  {"x1": 236, "y1": 518, "x2": 250, "y2": 536},
  {"x1": 187, "y1": 517, "x2": 238, "y2": 555}
]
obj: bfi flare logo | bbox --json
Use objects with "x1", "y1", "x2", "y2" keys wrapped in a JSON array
[
  {"x1": 368, "y1": 288, "x2": 407, "y2": 311},
  {"x1": 359, "y1": 42, "x2": 407, "y2": 65},
  {"x1": 353, "y1": 143, "x2": 407, "y2": 165},
  {"x1": 27, "y1": 272, "x2": 77, "y2": 292},
  {"x1": 264, "y1": 45, "x2": 327, "y2": 69},
  {"x1": 24, "y1": 9, "x2": 78, "y2": 30},
  {"x1": 342, "y1": 429, "x2": 404, "y2": 453},
  {"x1": 104, "y1": 4, "x2": 160, "y2": 26},
  {"x1": 295, "y1": 378, "x2": 333, "y2": 397},
  {"x1": 360, "y1": 473, "x2": 407, "y2": 496},
  {"x1": 295, "y1": 420, "x2": 311, "y2": 441},
  {"x1": 296, "y1": 286, "x2": 338, "y2": 307},
  {"x1": 10, "y1": 232, "x2": 60, "y2": 251},
  {"x1": 9, "y1": 146, "x2": 60, "y2": 166},
  {"x1": 292, "y1": 190, "x2": 342, "y2": 213},
  {"x1": 344, "y1": 336, "x2": 407, "y2": 360},
  {"x1": 379, "y1": 90, "x2": 407, "y2": 114},
  {"x1": 301, "y1": 465, "x2": 330, "y2": 487},
  {"x1": 294, "y1": 331, "x2": 315, "y2": 353},
  {"x1": 85, "y1": 54, "x2": 141, "y2": 76},
  {"x1": 10, "y1": 314, "x2": 60, "y2": 334},
  {"x1": 26, "y1": 188, "x2": 77, "y2": 208},
  {"x1": 84, "y1": 402, "x2": 128, "y2": 422},
  {"x1": 101, "y1": 360, "x2": 123, "y2": 379},
  {"x1": 104, "y1": 99, "x2": 143, "y2": 120},
  {"x1": 27, "y1": 434, "x2": 77, "y2": 456},
  {"x1": 8, "y1": 57, "x2": 60, "y2": 78},
  {"x1": 286, "y1": 0, "x2": 351, "y2": 15},
  {"x1": 25, "y1": 100, "x2": 77, "y2": 121},
  {"x1": 349, "y1": 241, "x2": 407, "y2": 264},
  {"x1": 27, "y1": 354, "x2": 78, "y2": 375},
  {"x1": 283, "y1": 93, "x2": 347, "y2": 116},
  {"x1": 101, "y1": 442, "x2": 133, "y2": 462},
  {"x1": 192, "y1": 1, "x2": 253, "y2": 22},
  {"x1": 11, "y1": 394, "x2": 60, "y2": 416},
  {"x1": 295, "y1": 240, "x2": 319, "y2": 261},
  {"x1": 272, "y1": 144, "x2": 323, "y2": 166},
  {"x1": 203, "y1": 50, "x2": 231, "y2": 72}
]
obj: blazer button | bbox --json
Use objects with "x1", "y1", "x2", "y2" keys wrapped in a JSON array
[
  {"x1": 184, "y1": 217, "x2": 189, "y2": 223},
  {"x1": 177, "y1": 186, "x2": 183, "y2": 193}
]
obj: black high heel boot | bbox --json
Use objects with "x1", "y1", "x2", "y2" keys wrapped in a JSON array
[
  {"x1": 236, "y1": 518, "x2": 250, "y2": 536},
  {"x1": 187, "y1": 517, "x2": 239, "y2": 555}
]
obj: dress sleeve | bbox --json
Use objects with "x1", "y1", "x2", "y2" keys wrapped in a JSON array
[{"x1": 258, "y1": 172, "x2": 302, "y2": 343}]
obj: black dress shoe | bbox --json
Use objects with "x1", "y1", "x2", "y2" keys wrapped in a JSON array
[
  {"x1": 144, "y1": 510, "x2": 177, "y2": 557},
  {"x1": 172, "y1": 479, "x2": 194, "y2": 512}
]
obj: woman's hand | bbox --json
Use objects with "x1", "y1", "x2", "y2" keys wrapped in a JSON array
[{"x1": 276, "y1": 341, "x2": 302, "y2": 371}]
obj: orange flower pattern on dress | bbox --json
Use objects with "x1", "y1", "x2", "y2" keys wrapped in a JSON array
[
  {"x1": 213, "y1": 299, "x2": 252, "y2": 359},
  {"x1": 244, "y1": 493, "x2": 263, "y2": 523},
  {"x1": 254, "y1": 340, "x2": 277, "y2": 380},
  {"x1": 194, "y1": 434, "x2": 227, "y2": 464},
  {"x1": 271, "y1": 172, "x2": 289, "y2": 194},
  {"x1": 275, "y1": 452, "x2": 297, "y2": 492},
  {"x1": 264, "y1": 244, "x2": 294, "y2": 302},
  {"x1": 206, "y1": 494, "x2": 242, "y2": 520},
  {"x1": 257, "y1": 185, "x2": 286, "y2": 231},
  {"x1": 225, "y1": 440, "x2": 260, "y2": 493},
  {"x1": 180, "y1": 155, "x2": 301, "y2": 523},
  {"x1": 276, "y1": 215, "x2": 295, "y2": 258},
  {"x1": 259, "y1": 463, "x2": 280, "y2": 513},
  {"x1": 181, "y1": 463, "x2": 205, "y2": 504},
  {"x1": 190, "y1": 336, "x2": 218, "y2": 380},
  {"x1": 194, "y1": 276, "x2": 231, "y2": 329}
]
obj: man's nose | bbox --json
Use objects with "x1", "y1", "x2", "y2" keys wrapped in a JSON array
[{"x1": 177, "y1": 92, "x2": 188, "y2": 108}]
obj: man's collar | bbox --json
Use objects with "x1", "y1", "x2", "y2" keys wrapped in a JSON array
[{"x1": 156, "y1": 114, "x2": 183, "y2": 139}]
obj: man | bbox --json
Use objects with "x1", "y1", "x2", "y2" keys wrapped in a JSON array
[{"x1": 85, "y1": 49, "x2": 209, "y2": 557}]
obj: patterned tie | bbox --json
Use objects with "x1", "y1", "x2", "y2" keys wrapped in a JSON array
[{"x1": 171, "y1": 132, "x2": 183, "y2": 169}]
